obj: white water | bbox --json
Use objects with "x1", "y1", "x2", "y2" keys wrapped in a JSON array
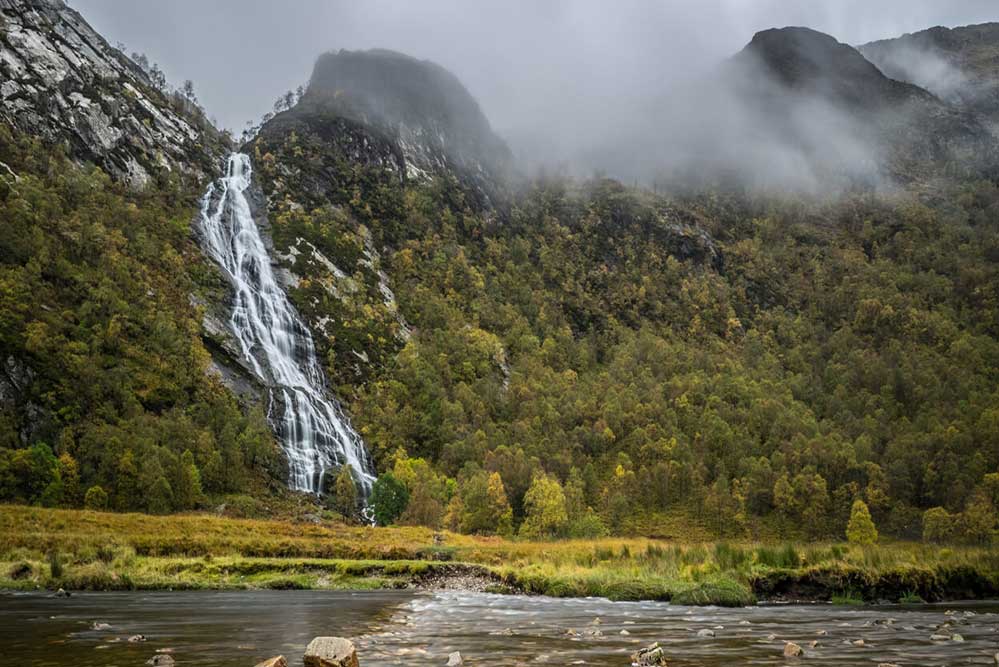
[{"x1": 198, "y1": 153, "x2": 375, "y2": 496}]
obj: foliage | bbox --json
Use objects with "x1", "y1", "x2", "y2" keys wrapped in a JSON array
[
  {"x1": 845, "y1": 499, "x2": 878, "y2": 545},
  {"x1": 83, "y1": 485, "x2": 108, "y2": 510},
  {"x1": 370, "y1": 472, "x2": 409, "y2": 526},
  {"x1": 330, "y1": 467, "x2": 358, "y2": 520},
  {"x1": 520, "y1": 473, "x2": 569, "y2": 539}
]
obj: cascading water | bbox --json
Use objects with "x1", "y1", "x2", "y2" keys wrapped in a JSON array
[{"x1": 198, "y1": 153, "x2": 375, "y2": 497}]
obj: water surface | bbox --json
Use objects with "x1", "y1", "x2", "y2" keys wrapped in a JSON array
[{"x1": 3, "y1": 590, "x2": 998, "y2": 666}]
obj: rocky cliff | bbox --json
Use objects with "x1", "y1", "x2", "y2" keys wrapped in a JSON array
[{"x1": 0, "y1": 0, "x2": 226, "y2": 187}]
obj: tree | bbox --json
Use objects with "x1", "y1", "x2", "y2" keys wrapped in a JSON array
[
  {"x1": 449, "y1": 470, "x2": 512, "y2": 535},
  {"x1": 922, "y1": 507, "x2": 955, "y2": 543},
  {"x1": 57, "y1": 453, "x2": 80, "y2": 507},
  {"x1": 147, "y1": 476, "x2": 173, "y2": 514},
  {"x1": 520, "y1": 473, "x2": 569, "y2": 539},
  {"x1": 960, "y1": 492, "x2": 995, "y2": 545},
  {"x1": 331, "y1": 466, "x2": 358, "y2": 520},
  {"x1": 84, "y1": 485, "x2": 109, "y2": 510},
  {"x1": 370, "y1": 473, "x2": 409, "y2": 526},
  {"x1": 173, "y1": 450, "x2": 203, "y2": 510},
  {"x1": 846, "y1": 499, "x2": 878, "y2": 545}
]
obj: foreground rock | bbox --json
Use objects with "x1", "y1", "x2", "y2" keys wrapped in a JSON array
[
  {"x1": 254, "y1": 657, "x2": 288, "y2": 667},
  {"x1": 304, "y1": 637, "x2": 358, "y2": 667},
  {"x1": 783, "y1": 641, "x2": 804, "y2": 657},
  {"x1": 631, "y1": 642, "x2": 668, "y2": 666}
]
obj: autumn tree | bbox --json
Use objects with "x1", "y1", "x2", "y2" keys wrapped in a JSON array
[
  {"x1": 520, "y1": 473, "x2": 569, "y2": 539},
  {"x1": 846, "y1": 499, "x2": 878, "y2": 545}
]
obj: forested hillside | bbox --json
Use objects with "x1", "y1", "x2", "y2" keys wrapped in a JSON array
[
  {"x1": 250, "y1": 59, "x2": 999, "y2": 540},
  {"x1": 0, "y1": 5, "x2": 997, "y2": 546}
]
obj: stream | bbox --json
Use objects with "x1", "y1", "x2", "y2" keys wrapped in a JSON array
[{"x1": 2, "y1": 590, "x2": 998, "y2": 666}]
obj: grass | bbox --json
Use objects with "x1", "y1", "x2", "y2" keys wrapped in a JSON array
[{"x1": 2, "y1": 504, "x2": 998, "y2": 605}]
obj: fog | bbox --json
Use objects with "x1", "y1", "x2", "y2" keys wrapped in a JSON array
[{"x1": 73, "y1": 0, "x2": 997, "y2": 186}]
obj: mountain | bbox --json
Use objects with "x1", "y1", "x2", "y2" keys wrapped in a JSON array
[
  {"x1": 859, "y1": 23, "x2": 999, "y2": 136},
  {"x1": 716, "y1": 26, "x2": 998, "y2": 185},
  {"x1": 256, "y1": 48, "x2": 512, "y2": 210},
  {"x1": 0, "y1": 0, "x2": 226, "y2": 186}
]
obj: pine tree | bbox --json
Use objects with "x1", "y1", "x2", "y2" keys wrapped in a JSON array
[{"x1": 846, "y1": 499, "x2": 878, "y2": 545}]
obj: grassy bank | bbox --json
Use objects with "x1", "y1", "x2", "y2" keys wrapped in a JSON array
[{"x1": 3, "y1": 505, "x2": 998, "y2": 605}]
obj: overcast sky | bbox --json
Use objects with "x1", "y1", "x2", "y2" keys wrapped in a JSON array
[{"x1": 73, "y1": 0, "x2": 997, "y2": 170}]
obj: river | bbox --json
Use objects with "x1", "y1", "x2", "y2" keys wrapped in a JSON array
[{"x1": 2, "y1": 590, "x2": 997, "y2": 666}]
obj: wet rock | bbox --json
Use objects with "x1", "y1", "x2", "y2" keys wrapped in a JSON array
[
  {"x1": 446, "y1": 651, "x2": 463, "y2": 666},
  {"x1": 808, "y1": 640, "x2": 818, "y2": 648},
  {"x1": 851, "y1": 639, "x2": 865, "y2": 647},
  {"x1": 254, "y1": 658, "x2": 287, "y2": 667},
  {"x1": 146, "y1": 655, "x2": 175, "y2": 667},
  {"x1": 53, "y1": 587, "x2": 70, "y2": 598},
  {"x1": 695, "y1": 629, "x2": 715, "y2": 638},
  {"x1": 929, "y1": 633, "x2": 950, "y2": 641},
  {"x1": 951, "y1": 634, "x2": 964, "y2": 642},
  {"x1": 766, "y1": 634, "x2": 777, "y2": 641},
  {"x1": 582, "y1": 626, "x2": 603, "y2": 638},
  {"x1": 128, "y1": 634, "x2": 147, "y2": 642},
  {"x1": 878, "y1": 663, "x2": 901, "y2": 667},
  {"x1": 620, "y1": 629, "x2": 631, "y2": 635},
  {"x1": 783, "y1": 642, "x2": 804, "y2": 658},
  {"x1": 304, "y1": 637, "x2": 358, "y2": 667},
  {"x1": 631, "y1": 642, "x2": 668, "y2": 666},
  {"x1": 91, "y1": 622, "x2": 112, "y2": 631},
  {"x1": 815, "y1": 630, "x2": 827, "y2": 636}
]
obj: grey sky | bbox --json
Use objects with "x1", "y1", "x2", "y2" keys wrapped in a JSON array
[{"x1": 73, "y1": 0, "x2": 997, "y2": 170}]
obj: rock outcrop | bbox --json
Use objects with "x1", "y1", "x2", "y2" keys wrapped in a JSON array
[
  {"x1": 0, "y1": 0, "x2": 226, "y2": 187},
  {"x1": 303, "y1": 637, "x2": 359, "y2": 667}
]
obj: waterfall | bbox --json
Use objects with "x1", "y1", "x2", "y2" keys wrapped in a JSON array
[{"x1": 198, "y1": 153, "x2": 375, "y2": 497}]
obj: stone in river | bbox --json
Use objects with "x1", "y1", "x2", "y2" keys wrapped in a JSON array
[
  {"x1": 146, "y1": 655, "x2": 175, "y2": 667},
  {"x1": 446, "y1": 652, "x2": 463, "y2": 666},
  {"x1": 631, "y1": 642, "x2": 668, "y2": 666},
  {"x1": 304, "y1": 637, "x2": 359, "y2": 667},
  {"x1": 254, "y1": 657, "x2": 288, "y2": 667},
  {"x1": 783, "y1": 642, "x2": 804, "y2": 657},
  {"x1": 696, "y1": 629, "x2": 715, "y2": 638}
]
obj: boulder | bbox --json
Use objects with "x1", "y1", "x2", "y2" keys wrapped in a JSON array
[
  {"x1": 304, "y1": 637, "x2": 359, "y2": 667},
  {"x1": 631, "y1": 642, "x2": 668, "y2": 666},
  {"x1": 146, "y1": 656, "x2": 175, "y2": 667},
  {"x1": 446, "y1": 652, "x2": 463, "y2": 666},
  {"x1": 783, "y1": 642, "x2": 804, "y2": 658},
  {"x1": 254, "y1": 657, "x2": 288, "y2": 667}
]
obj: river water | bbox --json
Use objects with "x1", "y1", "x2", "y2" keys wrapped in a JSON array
[{"x1": 2, "y1": 590, "x2": 998, "y2": 666}]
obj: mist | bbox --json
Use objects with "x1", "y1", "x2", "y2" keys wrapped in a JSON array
[{"x1": 73, "y1": 0, "x2": 998, "y2": 187}]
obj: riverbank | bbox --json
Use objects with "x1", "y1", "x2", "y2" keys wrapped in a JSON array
[{"x1": 2, "y1": 505, "x2": 997, "y2": 606}]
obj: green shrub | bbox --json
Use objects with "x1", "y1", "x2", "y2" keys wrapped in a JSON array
[{"x1": 83, "y1": 485, "x2": 108, "y2": 511}]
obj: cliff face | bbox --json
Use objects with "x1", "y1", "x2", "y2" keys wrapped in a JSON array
[{"x1": 0, "y1": 0, "x2": 226, "y2": 187}]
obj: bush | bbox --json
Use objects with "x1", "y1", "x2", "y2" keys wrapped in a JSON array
[
  {"x1": 83, "y1": 485, "x2": 108, "y2": 511},
  {"x1": 922, "y1": 507, "x2": 955, "y2": 543},
  {"x1": 48, "y1": 551, "x2": 63, "y2": 579},
  {"x1": 846, "y1": 499, "x2": 878, "y2": 545}
]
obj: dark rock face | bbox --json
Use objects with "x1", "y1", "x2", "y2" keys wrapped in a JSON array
[
  {"x1": 722, "y1": 26, "x2": 998, "y2": 184},
  {"x1": 0, "y1": 0, "x2": 225, "y2": 186},
  {"x1": 296, "y1": 48, "x2": 512, "y2": 206},
  {"x1": 859, "y1": 23, "x2": 999, "y2": 136}
]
